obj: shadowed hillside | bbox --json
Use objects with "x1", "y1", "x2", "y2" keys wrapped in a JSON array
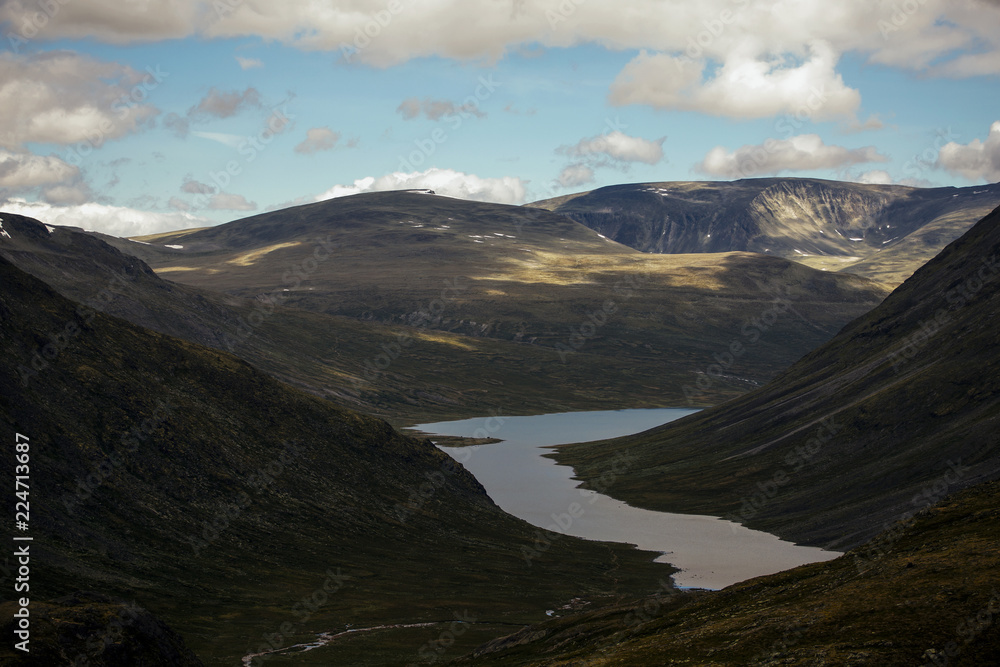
[
  {"x1": 554, "y1": 204, "x2": 1000, "y2": 550},
  {"x1": 77, "y1": 191, "x2": 889, "y2": 413},
  {"x1": 0, "y1": 254, "x2": 673, "y2": 666}
]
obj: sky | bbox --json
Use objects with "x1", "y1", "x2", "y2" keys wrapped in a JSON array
[{"x1": 1, "y1": 0, "x2": 1000, "y2": 237}]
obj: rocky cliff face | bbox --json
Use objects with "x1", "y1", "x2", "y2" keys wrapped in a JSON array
[{"x1": 545, "y1": 178, "x2": 1000, "y2": 284}]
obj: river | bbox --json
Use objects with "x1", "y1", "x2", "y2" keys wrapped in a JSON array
[{"x1": 411, "y1": 408, "x2": 838, "y2": 590}]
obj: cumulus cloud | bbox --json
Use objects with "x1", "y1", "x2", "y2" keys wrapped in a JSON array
[
  {"x1": 696, "y1": 134, "x2": 889, "y2": 178},
  {"x1": 295, "y1": 127, "x2": 340, "y2": 154},
  {"x1": 315, "y1": 168, "x2": 526, "y2": 205},
  {"x1": 936, "y1": 120, "x2": 1000, "y2": 183},
  {"x1": 180, "y1": 177, "x2": 215, "y2": 194},
  {"x1": 557, "y1": 164, "x2": 596, "y2": 188},
  {"x1": 854, "y1": 170, "x2": 894, "y2": 185},
  {"x1": 0, "y1": 150, "x2": 79, "y2": 189},
  {"x1": 236, "y1": 56, "x2": 263, "y2": 69},
  {"x1": 0, "y1": 198, "x2": 210, "y2": 238},
  {"x1": 206, "y1": 193, "x2": 257, "y2": 210},
  {"x1": 5, "y1": 1, "x2": 999, "y2": 83},
  {"x1": 559, "y1": 131, "x2": 665, "y2": 165},
  {"x1": 41, "y1": 184, "x2": 93, "y2": 206},
  {"x1": 609, "y1": 43, "x2": 860, "y2": 120},
  {"x1": 396, "y1": 97, "x2": 486, "y2": 121},
  {"x1": 164, "y1": 87, "x2": 262, "y2": 137},
  {"x1": 0, "y1": 51, "x2": 159, "y2": 150},
  {"x1": 5, "y1": 1, "x2": 999, "y2": 125}
]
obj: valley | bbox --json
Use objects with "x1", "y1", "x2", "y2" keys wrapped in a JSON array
[{"x1": 2, "y1": 182, "x2": 998, "y2": 666}]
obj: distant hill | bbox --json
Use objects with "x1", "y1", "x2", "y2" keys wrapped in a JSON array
[
  {"x1": 554, "y1": 203, "x2": 1000, "y2": 550},
  {"x1": 531, "y1": 178, "x2": 1000, "y2": 285},
  {"x1": 0, "y1": 253, "x2": 672, "y2": 665},
  {"x1": 78, "y1": 191, "x2": 890, "y2": 412}
]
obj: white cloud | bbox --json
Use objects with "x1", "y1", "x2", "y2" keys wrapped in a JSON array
[
  {"x1": 295, "y1": 127, "x2": 340, "y2": 154},
  {"x1": 0, "y1": 51, "x2": 159, "y2": 150},
  {"x1": 557, "y1": 164, "x2": 596, "y2": 188},
  {"x1": 559, "y1": 131, "x2": 665, "y2": 165},
  {"x1": 207, "y1": 193, "x2": 257, "y2": 210},
  {"x1": 854, "y1": 169, "x2": 893, "y2": 185},
  {"x1": 396, "y1": 97, "x2": 486, "y2": 121},
  {"x1": 0, "y1": 198, "x2": 209, "y2": 238},
  {"x1": 609, "y1": 42, "x2": 860, "y2": 120},
  {"x1": 5, "y1": 2, "x2": 1000, "y2": 124},
  {"x1": 936, "y1": 120, "x2": 1000, "y2": 183},
  {"x1": 316, "y1": 168, "x2": 526, "y2": 205},
  {"x1": 180, "y1": 177, "x2": 215, "y2": 194},
  {"x1": 0, "y1": 150, "x2": 79, "y2": 189},
  {"x1": 164, "y1": 87, "x2": 262, "y2": 137},
  {"x1": 236, "y1": 56, "x2": 263, "y2": 69},
  {"x1": 696, "y1": 134, "x2": 889, "y2": 178}
]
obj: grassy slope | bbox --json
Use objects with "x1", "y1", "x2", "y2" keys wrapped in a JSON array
[
  {"x1": 455, "y1": 479, "x2": 1000, "y2": 666},
  {"x1": 0, "y1": 254, "x2": 673, "y2": 666},
  {"x1": 0, "y1": 212, "x2": 701, "y2": 424},
  {"x1": 82, "y1": 192, "x2": 888, "y2": 416},
  {"x1": 548, "y1": 178, "x2": 1000, "y2": 285},
  {"x1": 553, "y1": 205, "x2": 1000, "y2": 550}
]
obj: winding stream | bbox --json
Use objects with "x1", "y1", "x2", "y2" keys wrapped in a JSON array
[{"x1": 412, "y1": 408, "x2": 839, "y2": 590}]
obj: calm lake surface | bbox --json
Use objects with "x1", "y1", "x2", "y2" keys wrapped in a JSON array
[{"x1": 412, "y1": 408, "x2": 838, "y2": 590}]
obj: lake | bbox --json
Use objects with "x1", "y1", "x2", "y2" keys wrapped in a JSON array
[{"x1": 411, "y1": 408, "x2": 839, "y2": 590}]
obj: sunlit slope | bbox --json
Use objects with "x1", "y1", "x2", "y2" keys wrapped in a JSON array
[
  {"x1": 97, "y1": 191, "x2": 891, "y2": 409},
  {"x1": 536, "y1": 178, "x2": 1000, "y2": 285}
]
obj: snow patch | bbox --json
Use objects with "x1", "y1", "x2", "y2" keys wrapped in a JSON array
[
  {"x1": 165, "y1": 244, "x2": 184, "y2": 249},
  {"x1": 45, "y1": 225, "x2": 56, "y2": 234}
]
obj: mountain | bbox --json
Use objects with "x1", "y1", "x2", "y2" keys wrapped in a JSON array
[
  {"x1": 531, "y1": 178, "x2": 1000, "y2": 285},
  {"x1": 553, "y1": 204, "x2": 1000, "y2": 550},
  {"x1": 83, "y1": 191, "x2": 889, "y2": 411},
  {"x1": 0, "y1": 253, "x2": 673, "y2": 665},
  {"x1": 455, "y1": 479, "x2": 1000, "y2": 666}
]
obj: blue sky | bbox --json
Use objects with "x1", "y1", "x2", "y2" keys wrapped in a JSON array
[{"x1": 2, "y1": 0, "x2": 999, "y2": 236}]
